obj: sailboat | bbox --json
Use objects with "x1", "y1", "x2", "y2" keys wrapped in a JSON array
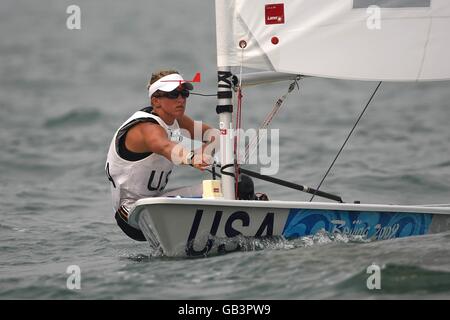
[{"x1": 128, "y1": 0, "x2": 450, "y2": 257}]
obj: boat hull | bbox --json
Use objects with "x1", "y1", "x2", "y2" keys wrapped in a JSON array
[{"x1": 128, "y1": 198, "x2": 450, "y2": 257}]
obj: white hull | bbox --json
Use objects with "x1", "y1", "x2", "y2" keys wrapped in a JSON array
[{"x1": 128, "y1": 198, "x2": 450, "y2": 257}]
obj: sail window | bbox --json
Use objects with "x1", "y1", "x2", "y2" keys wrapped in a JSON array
[{"x1": 353, "y1": 0, "x2": 430, "y2": 8}]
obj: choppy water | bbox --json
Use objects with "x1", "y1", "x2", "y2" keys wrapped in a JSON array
[{"x1": 1, "y1": 0, "x2": 450, "y2": 300}]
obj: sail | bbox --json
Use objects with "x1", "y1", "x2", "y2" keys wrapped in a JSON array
[{"x1": 216, "y1": 0, "x2": 450, "y2": 81}]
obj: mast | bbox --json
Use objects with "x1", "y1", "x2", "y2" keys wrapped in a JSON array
[
  {"x1": 215, "y1": 0, "x2": 235, "y2": 199},
  {"x1": 217, "y1": 68, "x2": 235, "y2": 200}
]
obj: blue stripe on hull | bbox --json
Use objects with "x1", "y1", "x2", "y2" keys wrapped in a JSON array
[{"x1": 283, "y1": 209, "x2": 432, "y2": 240}]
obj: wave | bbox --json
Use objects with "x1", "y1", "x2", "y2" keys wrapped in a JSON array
[
  {"x1": 336, "y1": 263, "x2": 450, "y2": 296},
  {"x1": 138, "y1": 230, "x2": 371, "y2": 259},
  {"x1": 44, "y1": 108, "x2": 103, "y2": 128}
]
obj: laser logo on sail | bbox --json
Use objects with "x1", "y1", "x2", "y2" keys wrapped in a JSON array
[{"x1": 265, "y1": 4, "x2": 285, "y2": 25}]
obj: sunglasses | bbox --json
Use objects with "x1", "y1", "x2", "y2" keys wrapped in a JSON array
[{"x1": 156, "y1": 88, "x2": 190, "y2": 99}]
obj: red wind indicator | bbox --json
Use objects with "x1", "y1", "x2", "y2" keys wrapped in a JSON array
[
  {"x1": 190, "y1": 72, "x2": 201, "y2": 83},
  {"x1": 161, "y1": 72, "x2": 201, "y2": 85}
]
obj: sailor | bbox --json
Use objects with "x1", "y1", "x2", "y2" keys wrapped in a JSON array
[{"x1": 105, "y1": 70, "x2": 217, "y2": 241}]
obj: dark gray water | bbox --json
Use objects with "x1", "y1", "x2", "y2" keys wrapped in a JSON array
[{"x1": 1, "y1": 0, "x2": 450, "y2": 300}]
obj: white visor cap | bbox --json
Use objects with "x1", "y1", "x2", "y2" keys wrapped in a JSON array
[{"x1": 148, "y1": 73, "x2": 193, "y2": 98}]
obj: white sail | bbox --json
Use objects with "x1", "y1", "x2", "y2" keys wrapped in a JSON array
[{"x1": 216, "y1": 0, "x2": 450, "y2": 81}]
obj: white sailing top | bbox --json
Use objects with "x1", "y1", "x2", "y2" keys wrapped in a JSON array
[{"x1": 105, "y1": 109, "x2": 181, "y2": 214}]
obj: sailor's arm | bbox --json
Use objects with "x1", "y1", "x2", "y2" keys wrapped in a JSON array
[{"x1": 133, "y1": 122, "x2": 210, "y2": 170}]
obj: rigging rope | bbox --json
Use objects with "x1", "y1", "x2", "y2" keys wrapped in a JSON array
[
  {"x1": 190, "y1": 92, "x2": 216, "y2": 97},
  {"x1": 234, "y1": 87, "x2": 243, "y2": 198},
  {"x1": 244, "y1": 77, "x2": 300, "y2": 164},
  {"x1": 309, "y1": 81, "x2": 383, "y2": 202},
  {"x1": 233, "y1": 45, "x2": 246, "y2": 198}
]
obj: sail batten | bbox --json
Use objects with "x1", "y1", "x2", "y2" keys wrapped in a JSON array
[{"x1": 216, "y1": 0, "x2": 450, "y2": 82}]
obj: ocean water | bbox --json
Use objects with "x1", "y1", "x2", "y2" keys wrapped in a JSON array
[{"x1": 1, "y1": 0, "x2": 450, "y2": 300}]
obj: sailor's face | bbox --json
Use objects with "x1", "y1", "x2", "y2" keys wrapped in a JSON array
[
  {"x1": 152, "y1": 90, "x2": 187, "y2": 119},
  {"x1": 159, "y1": 94, "x2": 186, "y2": 118}
]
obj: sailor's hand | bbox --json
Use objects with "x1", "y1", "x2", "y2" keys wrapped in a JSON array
[
  {"x1": 182, "y1": 150, "x2": 213, "y2": 171},
  {"x1": 191, "y1": 153, "x2": 213, "y2": 171},
  {"x1": 185, "y1": 139, "x2": 216, "y2": 171}
]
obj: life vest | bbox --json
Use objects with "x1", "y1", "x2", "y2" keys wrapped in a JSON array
[{"x1": 105, "y1": 109, "x2": 182, "y2": 214}]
